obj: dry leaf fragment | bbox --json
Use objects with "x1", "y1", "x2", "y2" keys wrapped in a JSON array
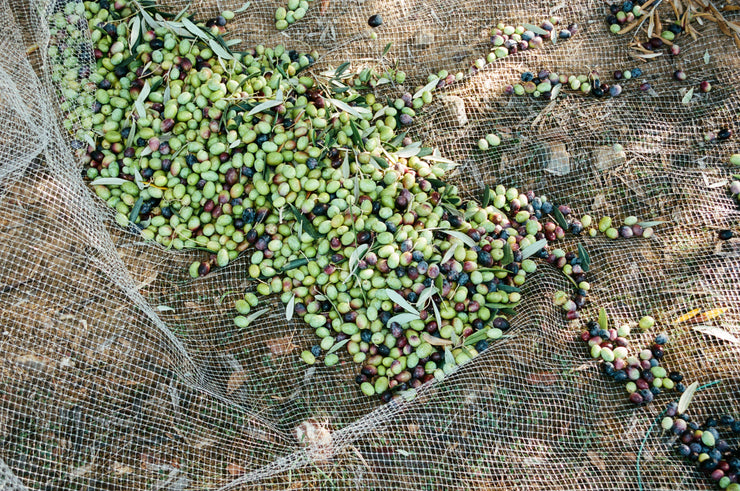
[
  {"x1": 266, "y1": 336, "x2": 297, "y2": 356},
  {"x1": 226, "y1": 463, "x2": 246, "y2": 476},
  {"x1": 227, "y1": 369, "x2": 248, "y2": 394},
  {"x1": 693, "y1": 325, "x2": 739, "y2": 344},
  {"x1": 674, "y1": 309, "x2": 701, "y2": 324},
  {"x1": 422, "y1": 332, "x2": 453, "y2": 346},
  {"x1": 695, "y1": 307, "x2": 728, "y2": 323}
]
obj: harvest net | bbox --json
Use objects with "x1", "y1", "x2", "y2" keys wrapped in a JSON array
[{"x1": 1, "y1": 0, "x2": 740, "y2": 489}]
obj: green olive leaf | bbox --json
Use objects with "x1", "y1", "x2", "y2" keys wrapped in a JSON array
[
  {"x1": 441, "y1": 242, "x2": 458, "y2": 265},
  {"x1": 128, "y1": 196, "x2": 144, "y2": 224},
  {"x1": 682, "y1": 88, "x2": 694, "y2": 105},
  {"x1": 209, "y1": 38, "x2": 234, "y2": 60},
  {"x1": 233, "y1": 1, "x2": 251, "y2": 13},
  {"x1": 347, "y1": 243, "x2": 369, "y2": 279},
  {"x1": 432, "y1": 298, "x2": 442, "y2": 330},
  {"x1": 89, "y1": 177, "x2": 129, "y2": 186},
  {"x1": 384, "y1": 289, "x2": 419, "y2": 315},
  {"x1": 370, "y1": 155, "x2": 388, "y2": 169},
  {"x1": 287, "y1": 203, "x2": 320, "y2": 239},
  {"x1": 463, "y1": 328, "x2": 490, "y2": 346},
  {"x1": 413, "y1": 76, "x2": 439, "y2": 99},
  {"x1": 704, "y1": 49, "x2": 710, "y2": 64},
  {"x1": 638, "y1": 220, "x2": 667, "y2": 228},
  {"x1": 521, "y1": 238, "x2": 548, "y2": 260},
  {"x1": 341, "y1": 152, "x2": 350, "y2": 179},
  {"x1": 129, "y1": 16, "x2": 141, "y2": 54},
  {"x1": 523, "y1": 23, "x2": 549, "y2": 35},
  {"x1": 241, "y1": 308, "x2": 270, "y2": 329},
  {"x1": 328, "y1": 98, "x2": 371, "y2": 119},
  {"x1": 247, "y1": 87, "x2": 283, "y2": 117},
  {"x1": 444, "y1": 346, "x2": 456, "y2": 367},
  {"x1": 577, "y1": 243, "x2": 591, "y2": 272},
  {"x1": 552, "y1": 207, "x2": 568, "y2": 230},
  {"x1": 281, "y1": 258, "x2": 309, "y2": 271},
  {"x1": 496, "y1": 284, "x2": 520, "y2": 293},
  {"x1": 501, "y1": 243, "x2": 514, "y2": 266},
  {"x1": 416, "y1": 286, "x2": 438, "y2": 309},
  {"x1": 381, "y1": 42, "x2": 392, "y2": 57},
  {"x1": 134, "y1": 80, "x2": 151, "y2": 119},
  {"x1": 598, "y1": 307, "x2": 608, "y2": 331},
  {"x1": 485, "y1": 302, "x2": 520, "y2": 310},
  {"x1": 327, "y1": 338, "x2": 350, "y2": 355},
  {"x1": 181, "y1": 16, "x2": 209, "y2": 40},
  {"x1": 677, "y1": 381, "x2": 699, "y2": 415},
  {"x1": 334, "y1": 62, "x2": 350, "y2": 78},
  {"x1": 396, "y1": 142, "x2": 422, "y2": 158},
  {"x1": 285, "y1": 294, "x2": 295, "y2": 321},
  {"x1": 440, "y1": 229, "x2": 477, "y2": 249},
  {"x1": 388, "y1": 312, "x2": 421, "y2": 326},
  {"x1": 482, "y1": 184, "x2": 491, "y2": 207}
]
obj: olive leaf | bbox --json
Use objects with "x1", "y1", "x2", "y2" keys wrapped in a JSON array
[
  {"x1": 181, "y1": 16, "x2": 209, "y2": 40},
  {"x1": 346, "y1": 243, "x2": 369, "y2": 280},
  {"x1": 341, "y1": 152, "x2": 349, "y2": 179},
  {"x1": 682, "y1": 88, "x2": 694, "y2": 105},
  {"x1": 247, "y1": 87, "x2": 283, "y2": 117},
  {"x1": 496, "y1": 284, "x2": 520, "y2": 293},
  {"x1": 381, "y1": 42, "x2": 392, "y2": 57},
  {"x1": 444, "y1": 347, "x2": 456, "y2": 367},
  {"x1": 523, "y1": 23, "x2": 549, "y2": 35},
  {"x1": 209, "y1": 38, "x2": 234, "y2": 60},
  {"x1": 163, "y1": 84, "x2": 171, "y2": 104},
  {"x1": 133, "y1": 167, "x2": 145, "y2": 190},
  {"x1": 89, "y1": 177, "x2": 129, "y2": 186},
  {"x1": 135, "y1": 1, "x2": 160, "y2": 29},
  {"x1": 128, "y1": 196, "x2": 144, "y2": 223},
  {"x1": 434, "y1": 274, "x2": 443, "y2": 293},
  {"x1": 552, "y1": 207, "x2": 568, "y2": 229},
  {"x1": 156, "y1": 305, "x2": 175, "y2": 312},
  {"x1": 384, "y1": 289, "x2": 419, "y2": 315},
  {"x1": 388, "y1": 312, "x2": 421, "y2": 326},
  {"x1": 349, "y1": 120, "x2": 364, "y2": 150},
  {"x1": 134, "y1": 80, "x2": 151, "y2": 119},
  {"x1": 478, "y1": 266, "x2": 511, "y2": 274},
  {"x1": 370, "y1": 155, "x2": 388, "y2": 169},
  {"x1": 234, "y1": 1, "x2": 251, "y2": 13},
  {"x1": 520, "y1": 238, "x2": 548, "y2": 260},
  {"x1": 677, "y1": 381, "x2": 699, "y2": 415},
  {"x1": 241, "y1": 308, "x2": 270, "y2": 328},
  {"x1": 327, "y1": 338, "x2": 350, "y2": 354},
  {"x1": 550, "y1": 83, "x2": 561, "y2": 100},
  {"x1": 285, "y1": 294, "x2": 295, "y2": 321},
  {"x1": 693, "y1": 325, "x2": 739, "y2": 344},
  {"x1": 598, "y1": 307, "x2": 608, "y2": 331},
  {"x1": 287, "y1": 203, "x2": 320, "y2": 239},
  {"x1": 441, "y1": 242, "x2": 458, "y2": 265},
  {"x1": 328, "y1": 98, "x2": 370, "y2": 119},
  {"x1": 416, "y1": 285, "x2": 437, "y2": 309},
  {"x1": 334, "y1": 62, "x2": 350, "y2": 78},
  {"x1": 439, "y1": 229, "x2": 477, "y2": 249},
  {"x1": 396, "y1": 142, "x2": 422, "y2": 158},
  {"x1": 463, "y1": 328, "x2": 490, "y2": 346},
  {"x1": 413, "y1": 77, "x2": 439, "y2": 99},
  {"x1": 501, "y1": 243, "x2": 514, "y2": 266},
  {"x1": 432, "y1": 297, "x2": 442, "y2": 329},
  {"x1": 704, "y1": 49, "x2": 710, "y2": 64},
  {"x1": 129, "y1": 16, "x2": 141, "y2": 54},
  {"x1": 482, "y1": 184, "x2": 491, "y2": 207},
  {"x1": 485, "y1": 302, "x2": 520, "y2": 309},
  {"x1": 577, "y1": 243, "x2": 591, "y2": 272},
  {"x1": 638, "y1": 220, "x2": 667, "y2": 228}
]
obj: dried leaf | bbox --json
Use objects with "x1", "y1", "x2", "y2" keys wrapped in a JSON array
[
  {"x1": 704, "y1": 49, "x2": 711, "y2": 64},
  {"x1": 286, "y1": 294, "x2": 295, "y2": 321},
  {"x1": 674, "y1": 308, "x2": 701, "y2": 324},
  {"x1": 693, "y1": 325, "x2": 739, "y2": 344},
  {"x1": 695, "y1": 308, "x2": 729, "y2": 323},
  {"x1": 227, "y1": 369, "x2": 248, "y2": 394},
  {"x1": 385, "y1": 289, "x2": 419, "y2": 314},
  {"x1": 677, "y1": 381, "x2": 699, "y2": 415},
  {"x1": 422, "y1": 332, "x2": 453, "y2": 346},
  {"x1": 638, "y1": 220, "x2": 667, "y2": 228},
  {"x1": 226, "y1": 463, "x2": 246, "y2": 476},
  {"x1": 266, "y1": 336, "x2": 297, "y2": 356},
  {"x1": 521, "y1": 239, "x2": 548, "y2": 260}
]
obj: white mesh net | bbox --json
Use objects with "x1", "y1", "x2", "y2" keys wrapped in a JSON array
[{"x1": 2, "y1": 0, "x2": 740, "y2": 489}]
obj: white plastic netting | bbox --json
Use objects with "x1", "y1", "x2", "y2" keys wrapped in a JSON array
[{"x1": 1, "y1": 0, "x2": 740, "y2": 489}]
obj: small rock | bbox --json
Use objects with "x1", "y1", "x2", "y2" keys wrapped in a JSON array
[
  {"x1": 412, "y1": 29, "x2": 434, "y2": 50},
  {"x1": 544, "y1": 143, "x2": 571, "y2": 176},
  {"x1": 593, "y1": 144, "x2": 626, "y2": 171},
  {"x1": 439, "y1": 96, "x2": 467, "y2": 127}
]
